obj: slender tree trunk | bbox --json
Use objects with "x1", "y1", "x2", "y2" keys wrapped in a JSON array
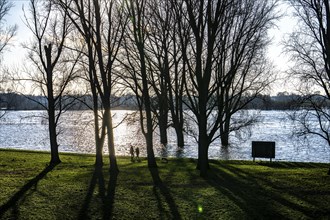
[
  {"x1": 140, "y1": 50, "x2": 157, "y2": 168},
  {"x1": 45, "y1": 44, "x2": 61, "y2": 165},
  {"x1": 94, "y1": 108, "x2": 104, "y2": 167},
  {"x1": 95, "y1": 141, "x2": 103, "y2": 166},
  {"x1": 100, "y1": 90, "x2": 118, "y2": 172},
  {"x1": 145, "y1": 94, "x2": 157, "y2": 168},
  {"x1": 49, "y1": 108, "x2": 60, "y2": 164},
  {"x1": 158, "y1": 76, "x2": 168, "y2": 145},
  {"x1": 177, "y1": 98, "x2": 185, "y2": 148},
  {"x1": 159, "y1": 107, "x2": 168, "y2": 145},
  {"x1": 88, "y1": 47, "x2": 104, "y2": 167},
  {"x1": 128, "y1": 0, "x2": 157, "y2": 168},
  {"x1": 105, "y1": 108, "x2": 118, "y2": 173},
  {"x1": 168, "y1": 85, "x2": 185, "y2": 148}
]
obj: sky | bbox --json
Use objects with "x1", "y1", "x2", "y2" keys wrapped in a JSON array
[
  {"x1": 2, "y1": 0, "x2": 297, "y2": 96},
  {"x1": 3, "y1": 0, "x2": 30, "y2": 67}
]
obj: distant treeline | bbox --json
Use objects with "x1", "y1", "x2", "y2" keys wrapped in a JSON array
[
  {"x1": 247, "y1": 93, "x2": 330, "y2": 110},
  {"x1": 0, "y1": 92, "x2": 328, "y2": 111},
  {"x1": 0, "y1": 93, "x2": 137, "y2": 110}
]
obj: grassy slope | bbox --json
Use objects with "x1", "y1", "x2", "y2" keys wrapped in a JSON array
[{"x1": 0, "y1": 149, "x2": 329, "y2": 219}]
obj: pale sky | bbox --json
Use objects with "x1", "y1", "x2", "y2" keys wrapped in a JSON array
[
  {"x1": 3, "y1": 0, "x2": 296, "y2": 96},
  {"x1": 267, "y1": 1, "x2": 297, "y2": 95},
  {"x1": 3, "y1": 0, "x2": 30, "y2": 67}
]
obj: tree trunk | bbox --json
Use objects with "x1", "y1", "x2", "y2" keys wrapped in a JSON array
[
  {"x1": 47, "y1": 79, "x2": 60, "y2": 165},
  {"x1": 169, "y1": 99, "x2": 185, "y2": 148},
  {"x1": 49, "y1": 110, "x2": 61, "y2": 165},
  {"x1": 159, "y1": 107, "x2": 168, "y2": 145},
  {"x1": 105, "y1": 108, "x2": 118, "y2": 173},
  {"x1": 89, "y1": 56, "x2": 104, "y2": 167},
  {"x1": 177, "y1": 106, "x2": 185, "y2": 148},
  {"x1": 196, "y1": 103, "x2": 209, "y2": 177},
  {"x1": 95, "y1": 140, "x2": 103, "y2": 167},
  {"x1": 94, "y1": 108, "x2": 104, "y2": 167},
  {"x1": 168, "y1": 95, "x2": 185, "y2": 148},
  {"x1": 220, "y1": 117, "x2": 230, "y2": 147},
  {"x1": 138, "y1": 41, "x2": 157, "y2": 168},
  {"x1": 48, "y1": 96, "x2": 60, "y2": 164},
  {"x1": 45, "y1": 44, "x2": 60, "y2": 165},
  {"x1": 220, "y1": 132, "x2": 229, "y2": 147},
  {"x1": 173, "y1": 117, "x2": 185, "y2": 148},
  {"x1": 197, "y1": 133, "x2": 209, "y2": 177},
  {"x1": 175, "y1": 126, "x2": 184, "y2": 148},
  {"x1": 129, "y1": 1, "x2": 158, "y2": 168},
  {"x1": 199, "y1": 143, "x2": 209, "y2": 178},
  {"x1": 159, "y1": 78, "x2": 169, "y2": 145},
  {"x1": 145, "y1": 99, "x2": 157, "y2": 168}
]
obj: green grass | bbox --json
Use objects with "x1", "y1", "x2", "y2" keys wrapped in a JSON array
[{"x1": 0, "y1": 149, "x2": 329, "y2": 219}]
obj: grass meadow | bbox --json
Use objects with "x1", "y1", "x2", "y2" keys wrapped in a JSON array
[{"x1": 0, "y1": 149, "x2": 329, "y2": 219}]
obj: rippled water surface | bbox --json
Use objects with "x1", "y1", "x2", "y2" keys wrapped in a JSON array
[{"x1": 0, "y1": 110, "x2": 329, "y2": 163}]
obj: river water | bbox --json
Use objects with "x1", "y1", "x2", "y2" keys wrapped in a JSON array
[{"x1": 0, "y1": 110, "x2": 329, "y2": 163}]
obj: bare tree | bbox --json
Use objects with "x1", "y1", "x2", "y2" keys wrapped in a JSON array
[
  {"x1": 57, "y1": 0, "x2": 127, "y2": 172},
  {"x1": 143, "y1": 1, "x2": 171, "y2": 146},
  {"x1": 285, "y1": 0, "x2": 330, "y2": 174},
  {"x1": 0, "y1": 0, "x2": 17, "y2": 118},
  {"x1": 118, "y1": 0, "x2": 188, "y2": 154},
  {"x1": 144, "y1": 1, "x2": 188, "y2": 148},
  {"x1": 215, "y1": 1, "x2": 277, "y2": 146},
  {"x1": 20, "y1": 0, "x2": 78, "y2": 164},
  {"x1": 0, "y1": 0, "x2": 16, "y2": 57},
  {"x1": 121, "y1": 0, "x2": 157, "y2": 168},
  {"x1": 176, "y1": 0, "x2": 277, "y2": 176}
]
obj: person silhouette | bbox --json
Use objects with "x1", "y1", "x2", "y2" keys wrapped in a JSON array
[
  {"x1": 135, "y1": 147, "x2": 140, "y2": 161},
  {"x1": 130, "y1": 145, "x2": 134, "y2": 161}
]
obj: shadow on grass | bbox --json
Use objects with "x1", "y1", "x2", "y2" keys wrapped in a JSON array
[
  {"x1": 78, "y1": 166, "x2": 118, "y2": 220},
  {"x1": 149, "y1": 167, "x2": 181, "y2": 220},
  {"x1": 255, "y1": 161, "x2": 330, "y2": 169},
  {"x1": 103, "y1": 169, "x2": 118, "y2": 219},
  {"x1": 206, "y1": 162, "x2": 329, "y2": 219},
  {"x1": 0, "y1": 163, "x2": 57, "y2": 218}
]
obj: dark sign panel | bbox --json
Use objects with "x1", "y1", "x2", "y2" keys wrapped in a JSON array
[{"x1": 252, "y1": 141, "x2": 275, "y2": 162}]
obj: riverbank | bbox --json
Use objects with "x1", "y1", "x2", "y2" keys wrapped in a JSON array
[{"x1": 0, "y1": 149, "x2": 329, "y2": 219}]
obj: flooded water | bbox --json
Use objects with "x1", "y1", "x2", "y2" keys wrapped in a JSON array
[{"x1": 0, "y1": 110, "x2": 329, "y2": 163}]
